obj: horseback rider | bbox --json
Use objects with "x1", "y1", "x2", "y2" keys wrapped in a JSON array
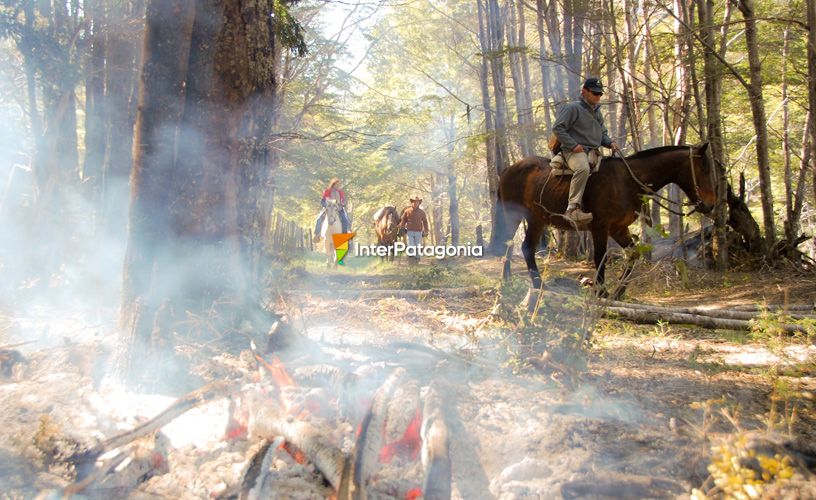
[
  {"x1": 552, "y1": 77, "x2": 619, "y2": 223},
  {"x1": 314, "y1": 178, "x2": 351, "y2": 241}
]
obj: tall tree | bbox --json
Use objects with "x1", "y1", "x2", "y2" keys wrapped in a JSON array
[
  {"x1": 117, "y1": 0, "x2": 305, "y2": 386},
  {"x1": 736, "y1": 0, "x2": 775, "y2": 253}
]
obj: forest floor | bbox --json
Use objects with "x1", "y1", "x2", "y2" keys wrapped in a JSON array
[{"x1": 0, "y1": 252, "x2": 815, "y2": 498}]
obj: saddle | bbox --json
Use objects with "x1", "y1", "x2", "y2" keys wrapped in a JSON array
[{"x1": 548, "y1": 149, "x2": 602, "y2": 176}]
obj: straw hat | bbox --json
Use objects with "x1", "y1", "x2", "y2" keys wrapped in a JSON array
[{"x1": 409, "y1": 195, "x2": 423, "y2": 202}]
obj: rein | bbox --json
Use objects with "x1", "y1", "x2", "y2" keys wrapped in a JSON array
[{"x1": 616, "y1": 146, "x2": 702, "y2": 217}]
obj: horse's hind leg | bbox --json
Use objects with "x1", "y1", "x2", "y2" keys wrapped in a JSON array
[
  {"x1": 521, "y1": 217, "x2": 546, "y2": 290},
  {"x1": 500, "y1": 202, "x2": 527, "y2": 282}
]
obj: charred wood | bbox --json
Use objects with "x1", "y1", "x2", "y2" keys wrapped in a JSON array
[
  {"x1": 421, "y1": 383, "x2": 451, "y2": 500},
  {"x1": 353, "y1": 368, "x2": 407, "y2": 499}
]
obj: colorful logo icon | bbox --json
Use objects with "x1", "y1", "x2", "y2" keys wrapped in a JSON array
[{"x1": 332, "y1": 232, "x2": 356, "y2": 265}]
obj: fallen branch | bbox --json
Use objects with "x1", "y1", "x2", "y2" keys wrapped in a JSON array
[
  {"x1": 71, "y1": 380, "x2": 233, "y2": 470},
  {"x1": 603, "y1": 306, "x2": 809, "y2": 334},
  {"x1": 596, "y1": 298, "x2": 815, "y2": 321},
  {"x1": 292, "y1": 286, "x2": 487, "y2": 300}
]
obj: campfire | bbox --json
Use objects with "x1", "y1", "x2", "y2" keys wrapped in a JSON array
[{"x1": 46, "y1": 324, "x2": 452, "y2": 499}]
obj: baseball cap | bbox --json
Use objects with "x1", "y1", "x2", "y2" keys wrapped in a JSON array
[{"x1": 583, "y1": 77, "x2": 604, "y2": 93}]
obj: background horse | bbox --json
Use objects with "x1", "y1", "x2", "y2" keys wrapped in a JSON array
[
  {"x1": 320, "y1": 199, "x2": 344, "y2": 266},
  {"x1": 495, "y1": 144, "x2": 717, "y2": 298},
  {"x1": 373, "y1": 205, "x2": 400, "y2": 260}
]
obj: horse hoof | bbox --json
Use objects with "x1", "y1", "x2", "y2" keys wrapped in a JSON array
[{"x1": 579, "y1": 276, "x2": 594, "y2": 287}]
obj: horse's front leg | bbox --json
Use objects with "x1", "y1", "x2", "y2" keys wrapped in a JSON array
[
  {"x1": 610, "y1": 228, "x2": 638, "y2": 300},
  {"x1": 591, "y1": 226, "x2": 611, "y2": 297}
]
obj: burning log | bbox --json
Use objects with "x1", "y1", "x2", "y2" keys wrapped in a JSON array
[
  {"x1": 352, "y1": 367, "x2": 408, "y2": 499},
  {"x1": 237, "y1": 437, "x2": 280, "y2": 499},
  {"x1": 241, "y1": 388, "x2": 351, "y2": 493},
  {"x1": 420, "y1": 383, "x2": 451, "y2": 500}
]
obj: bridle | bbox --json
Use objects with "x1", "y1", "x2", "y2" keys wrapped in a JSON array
[{"x1": 618, "y1": 146, "x2": 709, "y2": 217}]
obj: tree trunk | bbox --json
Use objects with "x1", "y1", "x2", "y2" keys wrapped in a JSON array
[
  {"x1": 83, "y1": 0, "x2": 107, "y2": 206},
  {"x1": 480, "y1": 0, "x2": 501, "y2": 251},
  {"x1": 117, "y1": 0, "x2": 197, "y2": 385},
  {"x1": 103, "y1": 0, "x2": 142, "y2": 236},
  {"x1": 506, "y1": 0, "x2": 534, "y2": 157},
  {"x1": 444, "y1": 112, "x2": 460, "y2": 246},
  {"x1": 807, "y1": 0, "x2": 816, "y2": 215},
  {"x1": 535, "y1": 0, "x2": 553, "y2": 131},
  {"x1": 487, "y1": 0, "x2": 510, "y2": 172},
  {"x1": 737, "y1": 0, "x2": 776, "y2": 254},
  {"x1": 697, "y1": 0, "x2": 730, "y2": 269}
]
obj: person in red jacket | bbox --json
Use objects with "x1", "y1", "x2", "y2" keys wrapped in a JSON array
[{"x1": 314, "y1": 178, "x2": 351, "y2": 239}]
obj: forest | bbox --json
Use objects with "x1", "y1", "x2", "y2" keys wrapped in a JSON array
[{"x1": 0, "y1": 0, "x2": 815, "y2": 497}]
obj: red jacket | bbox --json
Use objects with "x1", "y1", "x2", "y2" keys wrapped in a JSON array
[{"x1": 322, "y1": 188, "x2": 346, "y2": 205}]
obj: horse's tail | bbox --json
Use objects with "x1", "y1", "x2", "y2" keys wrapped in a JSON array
[{"x1": 490, "y1": 158, "x2": 541, "y2": 256}]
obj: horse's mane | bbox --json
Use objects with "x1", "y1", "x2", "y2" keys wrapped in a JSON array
[{"x1": 626, "y1": 144, "x2": 693, "y2": 160}]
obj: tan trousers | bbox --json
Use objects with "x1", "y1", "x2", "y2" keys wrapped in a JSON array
[{"x1": 565, "y1": 151, "x2": 590, "y2": 208}]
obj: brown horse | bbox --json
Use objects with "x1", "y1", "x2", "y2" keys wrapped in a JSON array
[
  {"x1": 495, "y1": 144, "x2": 717, "y2": 297},
  {"x1": 374, "y1": 205, "x2": 401, "y2": 258}
]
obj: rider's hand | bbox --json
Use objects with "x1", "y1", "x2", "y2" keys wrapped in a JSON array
[
  {"x1": 572, "y1": 144, "x2": 584, "y2": 153},
  {"x1": 610, "y1": 142, "x2": 620, "y2": 152}
]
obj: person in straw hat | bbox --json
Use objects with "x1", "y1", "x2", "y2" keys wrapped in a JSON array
[{"x1": 397, "y1": 194, "x2": 429, "y2": 265}]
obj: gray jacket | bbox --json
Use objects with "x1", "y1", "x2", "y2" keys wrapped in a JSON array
[{"x1": 552, "y1": 99, "x2": 613, "y2": 153}]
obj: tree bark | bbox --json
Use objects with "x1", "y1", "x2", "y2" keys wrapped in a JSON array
[
  {"x1": 487, "y1": 0, "x2": 510, "y2": 172},
  {"x1": 118, "y1": 0, "x2": 197, "y2": 384},
  {"x1": 697, "y1": 0, "x2": 730, "y2": 269},
  {"x1": 807, "y1": 0, "x2": 816, "y2": 215},
  {"x1": 737, "y1": 0, "x2": 776, "y2": 254},
  {"x1": 506, "y1": 0, "x2": 534, "y2": 157}
]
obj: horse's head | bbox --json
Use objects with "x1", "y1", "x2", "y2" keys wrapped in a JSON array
[
  {"x1": 375, "y1": 206, "x2": 399, "y2": 244},
  {"x1": 688, "y1": 143, "x2": 717, "y2": 214},
  {"x1": 325, "y1": 199, "x2": 339, "y2": 224}
]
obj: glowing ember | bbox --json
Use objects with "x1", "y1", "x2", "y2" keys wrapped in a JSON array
[
  {"x1": 280, "y1": 440, "x2": 308, "y2": 465},
  {"x1": 379, "y1": 406, "x2": 422, "y2": 463},
  {"x1": 405, "y1": 487, "x2": 423, "y2": 499}
]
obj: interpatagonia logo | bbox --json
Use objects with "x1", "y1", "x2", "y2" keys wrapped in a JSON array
[{"x1": 332, "y1": 232, "x2": 356, "y2": 265}]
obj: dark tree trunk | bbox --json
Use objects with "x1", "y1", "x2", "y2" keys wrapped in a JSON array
[
  {"x1": 117, "y1": 0, "x2": 197, "y2": 385},
  {"x1": 118, "y1": 0, "x2": 288, "y2": 387}
]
